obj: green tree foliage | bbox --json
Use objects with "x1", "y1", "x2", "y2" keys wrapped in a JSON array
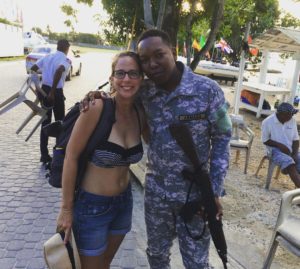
[
  {"x1": 61, "y1": 4, "x2": 78, "y2": 35},
  {"x1": 73, "y1": 0, "x2": 291, "y2": 67},
  {"x1": 101, "y1": 0, "x2": 146, "y2": 45},
  {"x1": 46, "y1": 31, "x2": 102, "y2": 45},
  {"x1": 0, "y1": 17, "x2": 22, "y2": 27},
  {"x1": 76, "y1": 0, "x2": 93, "y2": 6},
  {"x1": 31, "y1": 27, "x2": 43, "y2": 35},
  {"x1": 279, "y1": 12, "x2": 300, "y2": 28},
  {"x1": 217, "y1": 0, "x2": 280, "y2": 62}
]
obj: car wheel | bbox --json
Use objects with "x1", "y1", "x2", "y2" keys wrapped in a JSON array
[
  {"x1": 66, "y1": 68, "x2": 72, "y2": 81},
  {"x1": 76, "y1": 64, "x2": 82, "y2": 76}
]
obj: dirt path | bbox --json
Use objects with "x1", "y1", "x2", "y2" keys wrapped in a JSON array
[{"x1": 221, "y1": 84, "x2": 299, "y2": 268}]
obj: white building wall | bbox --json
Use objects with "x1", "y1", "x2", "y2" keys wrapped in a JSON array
[{"x1": 0, "y1": 23, "x2": 23, "y2": 57}]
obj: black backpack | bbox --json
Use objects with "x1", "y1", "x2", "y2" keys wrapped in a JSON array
[{"x1": 48, "y1": 98, "x2": 115, "y2": 188}]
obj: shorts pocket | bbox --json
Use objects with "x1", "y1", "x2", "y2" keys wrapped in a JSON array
[{"x1": 82, "y1": 202, "x2": 112, "y2": 217}]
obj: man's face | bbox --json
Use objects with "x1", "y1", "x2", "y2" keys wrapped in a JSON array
[
  {"x1": 278, "y1": 111, "x2": 293, "y2": 123},
  {"x1": 137, "y1": 36, "x2": 176, "y2": 86}
]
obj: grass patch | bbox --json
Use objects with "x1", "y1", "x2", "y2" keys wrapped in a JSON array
[
  {"x1": 0, "y1": 55, "x2": 25, "y2": 62},
  {"x1": 71, "y1": 45, "x2": 119, "y2": 54}
]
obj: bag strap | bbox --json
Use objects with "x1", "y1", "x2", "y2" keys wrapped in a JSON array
[
  {"x1": 75, "y1": 98, "x2": 115, "y2": 188},
  {"x1": 84, "y1": 97, "x2": 115, "y2": 153},
  {"x1": 70, "y1": 230, "x2": 81, "y2": 269},
  {"x1": 59, "y1": 230, "x2": 81, "y2": 269}
]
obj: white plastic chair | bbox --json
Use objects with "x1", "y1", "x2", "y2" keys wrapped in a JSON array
[
  {"x1": 230, "y1": 116, "x2": 255, "y2": 174},
  {"x1": 0, "y1": 75, "x2": 49, "y2": 141},
  {"x1": 262, "y1": 188, "x2": 300, "y2": 268},
  {"x1": 255, "y1": 153, "x2": 281, "y2": 189}
]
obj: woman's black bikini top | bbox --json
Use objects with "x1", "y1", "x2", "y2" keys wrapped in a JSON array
[{"x1": 90, "y1": 105, "x2": 143, "y2": 168}]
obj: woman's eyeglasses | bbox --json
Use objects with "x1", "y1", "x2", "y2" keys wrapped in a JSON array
[{"x1": 113, "y1": 70, "x2": 141, "y2": 79}]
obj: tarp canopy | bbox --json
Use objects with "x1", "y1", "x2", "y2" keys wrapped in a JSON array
[
  {"x1": 233, "y1": 27, "x2": 300, "y2": 117},
  {"x1": 251, "y1": 27, "x2": 300, "y2": 53}
]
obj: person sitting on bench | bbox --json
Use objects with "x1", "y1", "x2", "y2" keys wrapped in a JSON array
[{"x1": 261, "y1": 102, "x2": 300, "y2": 188}]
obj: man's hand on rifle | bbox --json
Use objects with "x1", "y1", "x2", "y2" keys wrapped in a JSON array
[
  {"x1": 195, "y1": 198, "x2": 223, "y2": 221},
  {"x1": 215, "y1": 197, "x2": 223, "y2": 221}
]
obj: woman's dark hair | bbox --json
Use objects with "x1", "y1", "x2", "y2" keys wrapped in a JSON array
[
  {"x1": 137, "y1": 29, "x2": 171, "y2": 47},
  {"x1": 111, "y1": 51, "x2": 143, "y2": 77}
]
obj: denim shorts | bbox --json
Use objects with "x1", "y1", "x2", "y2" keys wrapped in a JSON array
[
  {"x1": 72, "y1": 185, "x2": 133, "y2": 256},
  {"x1": 271, "y1": 147, "x2": 300, "y2": 172}
]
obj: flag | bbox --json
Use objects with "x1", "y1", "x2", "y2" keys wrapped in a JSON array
[
  {"x1": 200, "y1": 36, "x2": 206, "y2": 49},
  {"x1": 192, "y1": 39, "x2": 200, "y2": 51},
  {"x1": 215, "y1": 38, "x2": 233, "y2": 54},
  {"x1": 249, "y1": 47, "x2": 259, "y2": 56},
  {"x1": 248, "y1": 35, "x2": 253, "y2": 44}
]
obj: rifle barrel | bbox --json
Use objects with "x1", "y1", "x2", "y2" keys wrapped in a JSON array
[{"x1": 169, "y1": 123, "x2": 228, "y2": 268}]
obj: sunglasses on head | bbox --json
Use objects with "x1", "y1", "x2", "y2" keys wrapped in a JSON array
[{"x1": 113, "y1": 70, "x2": 141, "y2": 79}]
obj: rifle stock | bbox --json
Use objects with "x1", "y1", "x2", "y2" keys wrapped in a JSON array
[{"x1": 169, "y1": 123, "x2": 228, "y2": 269}]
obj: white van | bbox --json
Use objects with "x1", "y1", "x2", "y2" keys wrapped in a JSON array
[{"x1": 23, "y1": 31, "x2": 47, "y2": 54}]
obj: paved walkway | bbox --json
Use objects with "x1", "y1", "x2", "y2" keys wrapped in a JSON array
[
  {"x1": 0, "y1": 74, "x2": 247, "y2": 269},
  {"x1": 0, "y1": 74, "x2": 277, "y2": 269},
  {"x1": 0, "y1": 75, "x2": 152, "y2": 268}
]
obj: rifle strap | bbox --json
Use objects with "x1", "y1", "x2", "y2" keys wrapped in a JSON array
[{"x1": 182, "y1": 180, "x2": 206, "y2": 241}]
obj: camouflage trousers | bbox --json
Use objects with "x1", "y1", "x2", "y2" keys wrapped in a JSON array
[{"x1": 144, "y1": 188, "x2": 211, "y2": 269}]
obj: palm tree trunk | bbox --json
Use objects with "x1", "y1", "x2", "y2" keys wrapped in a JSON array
[
  {"x1": 190, "y1": 0, "x2": 225, "y2": 71},
  {"x1": 143, "y1": 0, "x2": 154, "y2": 28},
  {"x1": 156, "y1": 0, "x2": 167, "y2": 29}
]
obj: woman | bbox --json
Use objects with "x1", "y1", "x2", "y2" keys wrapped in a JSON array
[{"x1": 57, "y1": 51, "x2": 146, "y2": 269}]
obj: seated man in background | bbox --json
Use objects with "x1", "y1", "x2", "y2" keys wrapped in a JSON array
[{"x1": 262, "y1": 102, "x2": 300, "y2": 187}]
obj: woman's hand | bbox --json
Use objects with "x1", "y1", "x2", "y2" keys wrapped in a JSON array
[{"x1": 56, "y1": 208, "x2": 73, "y2": 244}]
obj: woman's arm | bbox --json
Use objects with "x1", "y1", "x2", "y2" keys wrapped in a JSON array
[{"x1": 57, "y1": 99, "x2": 104, "y2": 242}]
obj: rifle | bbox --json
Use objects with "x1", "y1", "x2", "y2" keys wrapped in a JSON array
[{"x1": 169, "y1": 123, "x2": 228, "y2": 269}]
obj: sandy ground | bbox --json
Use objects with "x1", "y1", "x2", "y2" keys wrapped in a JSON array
[{"x1": 220, "y1": 82, "x2": 299, "y2": 268}]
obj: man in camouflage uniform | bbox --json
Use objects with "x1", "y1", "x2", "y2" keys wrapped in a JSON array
[
  {"x1": 137, "y1": 29, "x2": 231, "y2": 269},
  {"x1": 83, "y1": 29, "x2": 231, "y2": 269}
]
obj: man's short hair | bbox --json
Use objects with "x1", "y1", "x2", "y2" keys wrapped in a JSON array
[
  {"x1": 57, "y1": 39, "x2": 70, "y2": 52},
  {"x1": 137, "y1": 29, "x2": 172, "y2": 47}
]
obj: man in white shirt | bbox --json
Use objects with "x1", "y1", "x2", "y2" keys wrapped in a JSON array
[
  {"x1": 31, "y1": 39, "x2": 71, "y2": 163},
  {"x1": 261, "y1": 102, "x2": 300, "y2": 187}
]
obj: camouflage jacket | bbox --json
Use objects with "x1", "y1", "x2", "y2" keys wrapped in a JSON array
[{"x1": 140, "y1": 62, "x2": 232, "y2": 201}]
